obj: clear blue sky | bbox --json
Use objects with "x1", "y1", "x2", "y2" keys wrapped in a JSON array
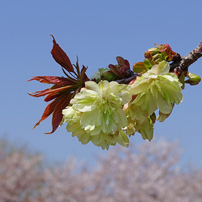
[{"x1": 1, "y1": 0, "x2": 202, "y2": 166}]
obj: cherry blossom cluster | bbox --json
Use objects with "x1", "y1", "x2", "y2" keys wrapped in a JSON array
[{"x1": 28, "y1": 37, "x2": 201, "y2": 149}]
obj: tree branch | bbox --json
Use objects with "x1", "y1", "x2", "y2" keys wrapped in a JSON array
[
  {"x1": 117, "y1": 71, "x2": 139, "y2": 84},
  {"x1": 170, "y1": 39, "x2": 202, "y2": 72}
]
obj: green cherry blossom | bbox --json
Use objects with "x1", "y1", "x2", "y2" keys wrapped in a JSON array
[
  {"x1": 62, "y1": 80, "x2": 132, "y2": 149},
  {"x1": 130, "y1": 61, "x2": 183, "y2": 119}
]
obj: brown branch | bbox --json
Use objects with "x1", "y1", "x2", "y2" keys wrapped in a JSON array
[
  {"x1": 117, "y1": 71, "x2": 139, "y2": 84},
  {"x1": 170, "y1": 39, "x2": 202, "y2": 72}
]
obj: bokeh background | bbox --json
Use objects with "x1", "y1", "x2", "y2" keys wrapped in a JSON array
[{"x1": 1, "y1": 0, "x2": 202, "y2": 166}]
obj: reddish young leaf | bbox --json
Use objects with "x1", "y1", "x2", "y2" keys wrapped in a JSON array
[
  {"x1": 45, "y1": 93, "x2": 73, "y2": 134},
  {"x1": 50, "y1": 35, "x2": 74, "y2": 72},
  {"x1": 80, "y1": 65, "x2": 90, "y2": 82},
  {"x1": 44, "y1": 90, "x2": 68, "y2": 102},
  {"x1": 28, "y1": 76, "x2": 74, "y2": 85},
  {"x1": 124, "y1": 59, "x2": 130, "y2": 68},
  {"x1": 109, "y1": 57, "x2": 131, "y2": 79},
  {"x1": 108, "y1": 64, "x2": 123, "y2": 78},
  {"x1": 33, "y1": 99, "x2": 58, "y2": 129},
  {"x1": 28, "y1": 36, "x2": 90, "y2": 133},
  {"x1": 43, "y1": 86, "x2": 74, "y2": 102},
  {"x1": 28, "y1": 85, "x2": 74, "y2": 97},
  {"x1": 116, "y1": 56, "x2": 125, "y2": 66}
]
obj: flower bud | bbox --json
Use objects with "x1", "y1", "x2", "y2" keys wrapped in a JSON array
[
  {"x1": 155, "y1": 43, "x2": 177, "y2": 61},
  {"x1": 144, "y1": 47, "x2": 159, "y2": 58},
  {"x1": 152, "y1": 53, "x2": 164, "y2": 63},
  {"x1": 185, "y1": 72, "x2": 201, "y2": 86}
]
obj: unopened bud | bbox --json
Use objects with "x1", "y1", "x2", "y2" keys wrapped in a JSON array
[
  {"x1": 154, "y1": 43, "x2": 176, "y2": 62},
  {"x1": 152, "y1": 53, "x2": 164, "y2": 64},
  {"x1": 185, "y1": 72, "x2": 201, "y2": 86},
  {"x1": 145, "y1": 47, "x2": 159, "y2": 58}
]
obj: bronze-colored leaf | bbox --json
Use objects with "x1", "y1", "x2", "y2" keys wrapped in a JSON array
[{"x1": 50, "y1": 35, "x2": 74, "y2": 72}]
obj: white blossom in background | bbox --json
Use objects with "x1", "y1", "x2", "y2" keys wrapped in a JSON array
[
  {"x1": 0, "y1": 139, "x2": 44, "y2": 202},
  {"x1": 1, "y1": 138, "x2": 202, "y2": 202},
  {"x1": 88, "y1": 139, "x2": 202, "y2": 202},
  {"x1": 37, "y1": 139, "x2": 202, "y2": 202}
]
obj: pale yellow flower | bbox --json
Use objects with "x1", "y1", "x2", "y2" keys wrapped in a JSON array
[
  {"x1": 124, "y1": 61, "x2": 183, "y2": 141},
  {"x1": 62, "y1": 80, "x2": 132, "y2": 149},
  {"x1": 130, "y1": 61, "x2": 183, "y2": 119}
]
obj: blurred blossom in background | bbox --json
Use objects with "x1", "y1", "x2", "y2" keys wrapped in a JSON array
[{"x1": 0, "y1": 138, "x2": 202, "y2": 202}]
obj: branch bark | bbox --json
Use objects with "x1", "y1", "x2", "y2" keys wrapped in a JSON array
[
  {"x1": 117, "y1": 72, "x2": 139, "y2": 84},
  {"x1": 170, "y1": 39, "x2": 202, "y2": 72}
]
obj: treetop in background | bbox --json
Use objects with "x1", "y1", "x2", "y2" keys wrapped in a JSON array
[{"x1": 28, "y1": 36, "x2": 202, "y2": 149}]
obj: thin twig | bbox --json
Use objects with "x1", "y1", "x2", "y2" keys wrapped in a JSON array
[{"x1": 117, "y1": 71, "x2": 139, "y2": 84}]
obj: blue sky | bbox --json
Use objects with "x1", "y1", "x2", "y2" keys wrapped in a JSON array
[{"x1": 1, "y1": 0, "x2": 202, "y2": 166}]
